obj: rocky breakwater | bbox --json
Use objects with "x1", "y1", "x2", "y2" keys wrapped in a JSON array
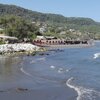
[{"x1": 0, "y1": 43, "x2": 45, "y2": 56}]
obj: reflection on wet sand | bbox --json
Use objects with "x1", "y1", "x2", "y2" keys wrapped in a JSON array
[{"x1": 0, "y1": 56, "x2": 22, "y2": 81}]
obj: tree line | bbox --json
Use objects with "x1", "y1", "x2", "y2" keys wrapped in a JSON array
[{"x1": 0, "y1": 15, "x2": 38, "y2": 40}]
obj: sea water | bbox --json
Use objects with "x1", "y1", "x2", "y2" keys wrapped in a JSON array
[{"x1": 0, "y1": 41, "x2": 100, "y2": 100}]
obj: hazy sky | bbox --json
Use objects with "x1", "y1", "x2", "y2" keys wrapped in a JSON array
[{"x1": 0, "y1": 0, "x2": 100, "y2": 21}]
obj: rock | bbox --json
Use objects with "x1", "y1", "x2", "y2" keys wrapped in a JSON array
[
  {"x1": 16, "y1": 88, "x2": 28, "y2": 92},
  {"x1": 0, "y1": 43, "x2": 40, "y2": 55}
]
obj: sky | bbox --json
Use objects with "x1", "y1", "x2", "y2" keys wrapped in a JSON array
[{"x1": 0, "y1": 0, "x2": 100, "y2": 22}]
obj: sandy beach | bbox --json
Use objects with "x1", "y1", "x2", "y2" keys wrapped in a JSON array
[
  {"x1": 0, "y1": 50, "x2": 78, "y2": 100},
  {"x1": 0, "y1": 85, "x2": 77, "y2": 100}
]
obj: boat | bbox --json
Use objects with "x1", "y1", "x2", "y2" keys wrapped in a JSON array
[{"x1": 33, "y1": 38, "x2": 94, "y2": 48}]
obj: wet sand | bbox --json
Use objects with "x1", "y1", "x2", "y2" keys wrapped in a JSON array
[
  {"x1": 0, "y1": 52, "x2": 78, "y2": 100},
  {"x1": 0, "y1": 85, "x2": 77, "y2": 100}
]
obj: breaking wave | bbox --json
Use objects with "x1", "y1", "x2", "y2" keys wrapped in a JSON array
[
  {"x1": 93, "y1": 53, "x2": 100, "y2": 59},
  {"x1": 66, "y1": 77, "x2": 100, "y2": 100}
]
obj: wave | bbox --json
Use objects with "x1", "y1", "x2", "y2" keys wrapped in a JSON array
[
  {"x1": 93, "y1": 53, "x2": 100, "y2": 59},
  {"x1": 58, "y1": 68, "x2": 63, "y2": 73},
  {"x1": 50, "y1": 65, "x2": 70, "y2": 73},
  {"x1": 36, "y1": 57, "x2": 46, "y2": 61},
  {"x1": 20, "y1": 65, "x2": 57, "y2": 82},
  {"x1": 66, "y1": 77, "x2": 100, "y2": 100},
  {"x1": 50, "y1": 65, "x2": 56, "y2": 69},
  {"x1": 30, "y1": 57, "x2": 46, "y2": 64},
  {"x1": 58, "y1": 68, "x2": 70, "y2": 74},
  {"x1": 66, "y1": 69, "x2": 70, "y2": 72},
  {"x1": 20, "y1": 67, "x2": 32, "y2": 77}
]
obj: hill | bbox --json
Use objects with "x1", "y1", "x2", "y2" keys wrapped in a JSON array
[
  {"x1": 0, "y1": 3, "x2": 100, "y2": 39},
  {"x1": 0, "y1": 4, "x2": 97, "y2": 25}
]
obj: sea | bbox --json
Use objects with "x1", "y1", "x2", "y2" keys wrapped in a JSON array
[{"x1": 0, "y1": 41, "x2": 100, "y2": 100}]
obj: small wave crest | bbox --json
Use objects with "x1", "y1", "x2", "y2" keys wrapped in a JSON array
[
  {"x1": 66, "y1": 77, "x2": 100, "y2": 100},
  {"x1": 30, "y1": 57, "x2": 46, "y2": 64},
  {"x1": 20, "y1": 67, "x2": 32, "y2": 77},
  {"x1": 50, "y1": 65, "x2": 70, "y2": 74},
  {"x1": 57, "y1": 67, "x2": 71, "y2": 74},
  {"x1": 36, "y1": 57, "x2": 46, "y2": 61},
  {"x1": 50, "y1": 65, "x2": 56, "y2": 69},
  {"x1": 93, "y1": 53, "x2": 100, "y2": 59},
  {"x1": 58, "y1": 68, "x2": 63, "y2": 73}
]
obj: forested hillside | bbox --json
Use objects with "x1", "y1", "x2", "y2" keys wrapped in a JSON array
[
  {"x1": 0, "y1": 4, "x2": 97, "y2": 25},
  {"x1": 0, "y1": 3, "x2": 100, "y2": 39}
]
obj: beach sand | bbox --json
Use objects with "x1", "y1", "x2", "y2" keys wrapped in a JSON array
[
  {"x1": 0, "y1": 49, "x2": 78, "y2": 100},
  {"x1": 0, "y1": 85, "x2": 77, "y2": 100}
]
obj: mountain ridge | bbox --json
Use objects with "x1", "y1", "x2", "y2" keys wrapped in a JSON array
[{"x1": 0, "y1": 3, "x2": 97, "y2": 24}]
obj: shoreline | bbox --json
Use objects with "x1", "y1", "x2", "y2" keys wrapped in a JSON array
[
  {"x1": 0, "y1": 49, "x2": 78, "y2": 100},
  {"x1": 0, "y1": 43, "x2": 90, "y2": 100},
  {"x1": 0, "y1": 43, "x2": 93, "y2": 56}
]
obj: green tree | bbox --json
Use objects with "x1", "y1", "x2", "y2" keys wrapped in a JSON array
[{"x1": 0, "y1": 15, "x2": 39, "y2": 40}]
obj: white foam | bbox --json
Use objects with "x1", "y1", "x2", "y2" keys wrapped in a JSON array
[
  {"x1": 93, "y1": 53, "x2": 100, "y2": 59},
  {"x1": 58, "y1": 70, "x2": 63, "y2": 73},
  {"x1": 58, "y1": 67, "x2": 70, "y2": 73},
  {"x1": 66, "y1": 69, "x2": 69, "y2": 72},
  {"x1": 66, "y1": 77, "x2": 100, "y2": 100},
  {"x1": 36, "y1": 57, "x2": 46, "y2": 61},
  {"x1": 58, "y1": 68, "x2": 63, "y2": 73},
  {"x1": 50, "y1": 65, "x2": 55, "y2": 69},
  {"x1": 20, "y1": 67, "x2": 32, "y2": 77}
]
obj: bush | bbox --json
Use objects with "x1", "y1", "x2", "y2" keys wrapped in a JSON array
[{"x1": 0, "y1": 40, "x2": 5, "y2": 44}]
